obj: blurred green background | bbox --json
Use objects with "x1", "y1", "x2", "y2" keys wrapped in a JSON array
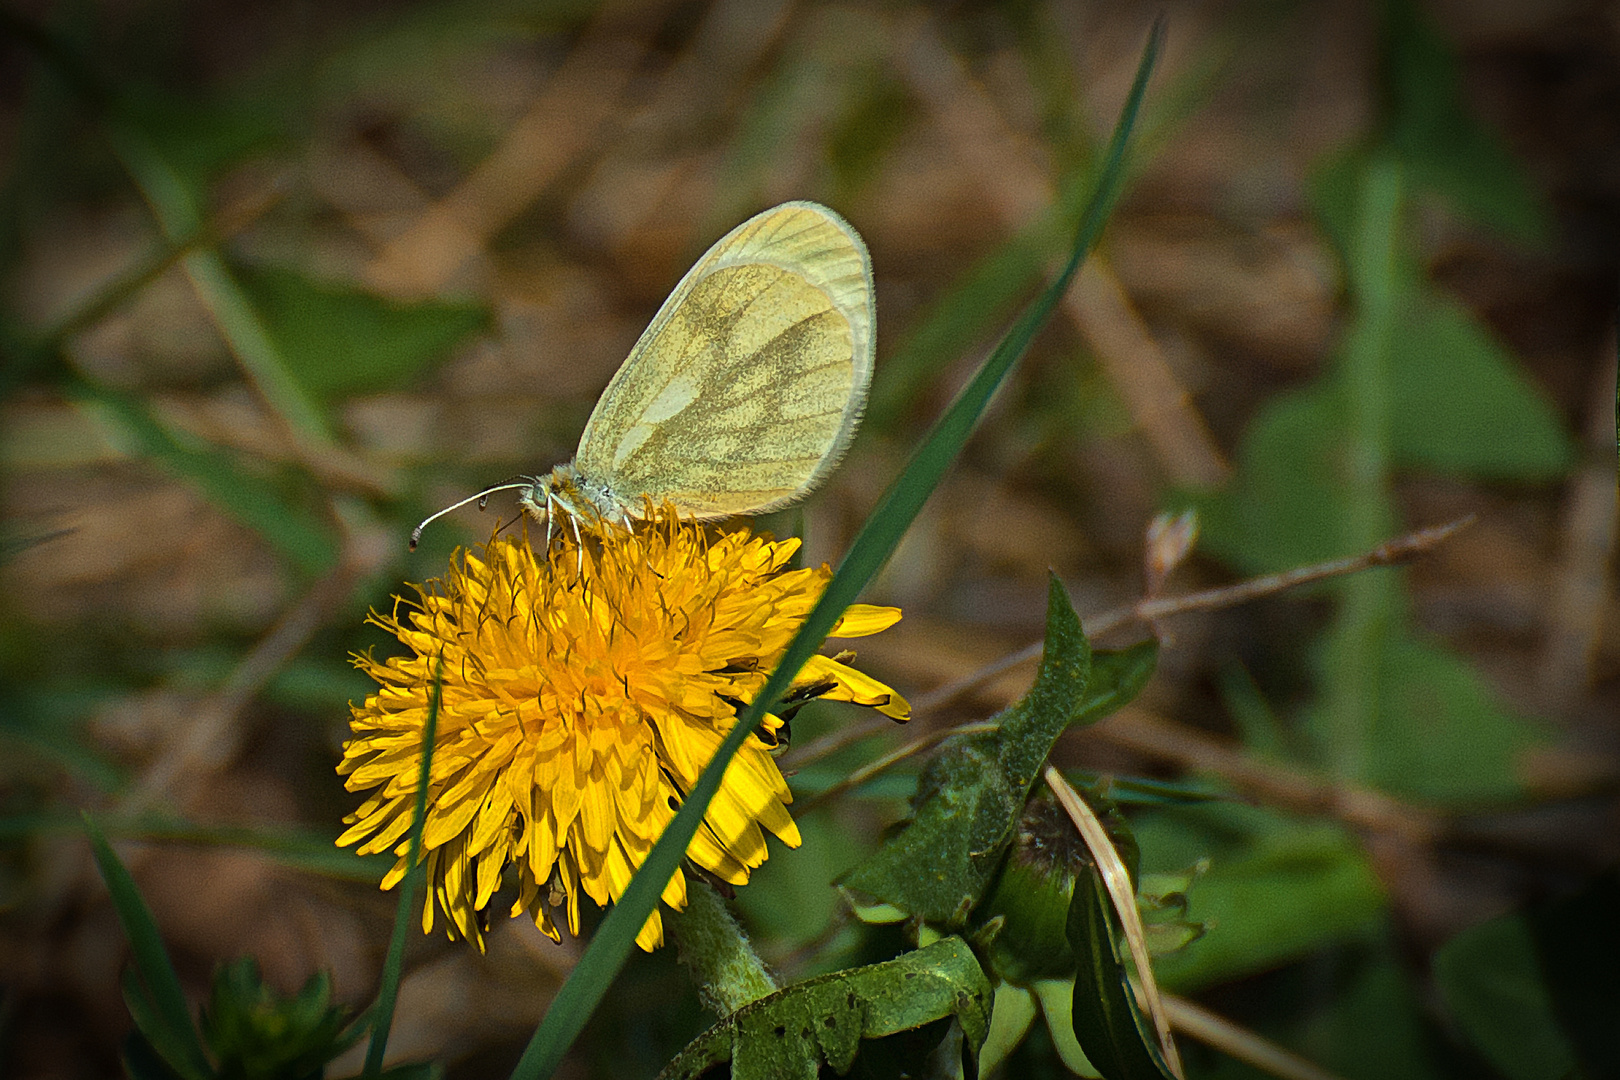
[{"x1": 0, "y1": 0, "x2": 1616, "y2": 1076}]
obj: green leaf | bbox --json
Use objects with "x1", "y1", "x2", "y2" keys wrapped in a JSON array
[
  {"x1": 655, "y1": 936, "x2": 992, "y2": 1080},
  {"x1": 506, "y1": 24, "x2": 1164, "y2": 1080},
  {"x1": 1066, "y1": 867, "x2": 1174, "y2": 1080},
  {"x1": 1379, "y1": 0, "x2": 1551, "y2": 244},
  {"x1": 76, "y1": 384, "x2": 339, "y2": 574},
  {"x1": 1435, "y1": 913, "x2": 1580, "y2": 1080},
  {"x1": 1073, "y1": 642, "x2": 1159, "y2": 728},
  {"x1": 1137, "y1": 806, "x2": 1385, "y2": 992},
  {"x1": 1305, "y1": 628, "x2": 1549, "y2": 804},
  {"x1": 122, "y1": 969, "x2": 201, "y2": 1080},
  {"x1": 123, "y1": 1029, "x2": 190, "y2": 1080},
  {"x1": 1388, "y1": 295, "x2": 1574, "y2": 479},
  {"x1": 1195, "y1": 382, "x2": 1348, "y2": 574},
  {"x1": 1524, "y1": 868, "x2": 1620, "y2": 1078},
  {"x1": 84, "y1": 814, "x2": 213, "y2": 1080},
  {"x1": 237, "y1": 266, "x2": 488, "y2": 403},
  {"x1": 1301, "y1": 945, "x2": 1439, "y2": 1080},
  {"x1": 200, "y1": 959, "x2": 358, "y2": 1080},
  {"x1": 838, "y1": 576, "x2": 1091, "y2": 926}
]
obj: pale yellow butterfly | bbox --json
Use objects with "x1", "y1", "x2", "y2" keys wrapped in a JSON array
[{"x1": 411, "y1": 201, "x2": 874, "y2": 547}]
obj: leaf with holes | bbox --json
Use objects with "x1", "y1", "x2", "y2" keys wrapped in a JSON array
[{"x1": 656, "y1": 936, "x2": 992, "y2": 1080}]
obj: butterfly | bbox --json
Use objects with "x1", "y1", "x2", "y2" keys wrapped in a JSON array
[{"x1": 412, "y1": 201, "x2": 874, "y2": 548}]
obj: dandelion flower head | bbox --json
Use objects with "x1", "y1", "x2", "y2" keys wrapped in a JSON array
[{"x1": 337, "y1": 505, "x2": 907, "y2": 951}]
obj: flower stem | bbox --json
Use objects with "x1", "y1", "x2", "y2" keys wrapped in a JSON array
[{"x1": 666, "y1": 879, "x2": 778, "y2": 1015}]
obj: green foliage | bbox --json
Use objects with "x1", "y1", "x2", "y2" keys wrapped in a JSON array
[
  {"x1": 1436, "y1": 870, "x2": 1620, "y2": 1080},
  {"x1": 237, "y1": 266, "x2": 488, "y2": 404},
  {"x1": 507, "y1": 28, "x2": 1164, "y2": 1078},
  {"x1": 656, "y1": 935, "x2": 991, "y2": 1080},
  {"x1": 1193, "y1": 0, "x2": 1569, "y2": 823},
  {"x1": 1434, "y1": 914, "x2": 1579, "y2": 1080},
  {"x1": 1388, "y1": 295, "x2": 1573, "y2": 479},
  {"x1": 1303, "y1": 627, "x2": 1548, "y2": 803},
  {"x1": 838, "y1": 576, "x2": 1092, "y2": 926},
  {"x1": 199, "y1": 960, "x2": 359, "y2": 1080},
  {"x1": 1377, "y1": 0, "x2": 1550, "y2": 244},
  {"x1": 1137, "y1": 805, "x2": 1385, "y2": 992},
  {"x1": 1066, "y1": 868, "x2": 1175, "y2": 1080},
  {"x1": 84, "y1": 813, "x2": 213, "y2": 1080}
]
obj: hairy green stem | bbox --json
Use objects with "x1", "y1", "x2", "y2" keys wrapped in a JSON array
[{"x1": 667, "y1": 878, "x2": 779, "y2": 1016}]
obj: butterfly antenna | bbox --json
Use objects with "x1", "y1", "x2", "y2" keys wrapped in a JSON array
[{"x1": 410, "y1": 482, "x2": 530, "y2": 550}]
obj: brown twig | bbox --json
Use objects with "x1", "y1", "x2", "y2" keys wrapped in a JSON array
[
  {"x1": 1084, "y1": 707, "x2": 1442, "y2": 846},
  {"x1": 790, "y1": 722, "x2": 998, "y2": 818},
  {"x1": 913, "y1": 516, "x2": 1475, "y2": 715},
  {"x1": 1164, "y1": 995, "x2": 1347, "y2": 1080}
]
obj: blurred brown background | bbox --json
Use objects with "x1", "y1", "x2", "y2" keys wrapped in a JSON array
[{"x1": 0, "y1": 0, "x2": 1616, "y2": 1076}]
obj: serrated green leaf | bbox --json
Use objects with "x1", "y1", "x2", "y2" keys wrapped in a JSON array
[
  {"x1": 838, "y1": 576, "x2": 1091, "y2": 926},
  {"x1": 85, "y1": 814, "x2": 212, "y2": 1080},
  {"x1": 238, "y1": 266, "x2": 487, "y2": 403},
  {"x1": 1066, "y1": 868, "x2": 1174, "y2": 1080},
  {"x1": 1388, "y1": 295, "x2": 1573, "y2": 479},
  {"x1": 1435, "y1": 913, "x2": 1579, "y2": 1080},
  {"x1": 655, "y1": 936, "x2": 992, "y2": 1080}
]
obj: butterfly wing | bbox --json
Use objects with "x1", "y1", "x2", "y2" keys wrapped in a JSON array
[{"x1": 573, "y1": 201, "x2": 874, "y2": 518}]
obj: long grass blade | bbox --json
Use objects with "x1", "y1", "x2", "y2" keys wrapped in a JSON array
[
  {"x1": 82, "y1": 813, "x2": 213, "y2": 1080},
  {"x1": 362, "y1": 657, "x2": 443, "y2": 1077},
  {"x1": 505, "y1": 21, "x2": 1165, "y2": 1080}
]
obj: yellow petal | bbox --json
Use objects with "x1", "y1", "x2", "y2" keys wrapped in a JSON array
[
  {"x1": 829, "y1": 604, "x2": 902, "y2": 638},
  {"x1": 794, "y1": 654, "x2": 911, "y2": 721}
]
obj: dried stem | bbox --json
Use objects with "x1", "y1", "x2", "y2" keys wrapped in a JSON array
[
  {"x1": 121, "y1": 559, "x2": 366, "y2": 814},
  {"x1": 914, "y1": 516, "x2": 1474, "y2": 715},
  {"x1": 1165, "y1": 995, "x2": 1347, "y2": 1080},
  {"x1": 790, "y1": 722, "x2": 998, "y2": 819},
  {"x1": 1046, "y1": 766, "x2": 1184, "y2": 1078},
  {"x1": 1085, "y1": 708, "x2": 1442, "y2": 845},
  {"x1": 786, "y1": 517, "x2": 1475, "y2": 777}
]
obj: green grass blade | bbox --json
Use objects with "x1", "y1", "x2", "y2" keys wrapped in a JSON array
[
  {"x1": 363, "y1": 658, "x2": 443, "y2": 1077},
  {"x1": 0, "y1": 813, "x2": 388, "y2": 881},
  {"x1": 82, "y1": 813, "x2": 213, "y2": 1080},
  {"x1": 505, "y1": 22, "x2": 1164, "y2": 1080},
  {"x1": 73, "y1": 381, "x2": 340, "y2": 574}
]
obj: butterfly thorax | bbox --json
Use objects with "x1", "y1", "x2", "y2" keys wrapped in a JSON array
[{"x1": 518, "y1": 462, "x2": 636, "y2": 527}]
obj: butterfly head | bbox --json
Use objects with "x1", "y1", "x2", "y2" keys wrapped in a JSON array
[{"x1": 518, "y1": 463, "x2": 634, "y2": 529}]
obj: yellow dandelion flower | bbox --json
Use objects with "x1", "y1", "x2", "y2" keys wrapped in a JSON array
[{"x1": 337, "y1": 505, "x2": 907, "y2": 952}]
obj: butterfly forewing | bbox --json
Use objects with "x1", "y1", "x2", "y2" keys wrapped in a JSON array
[{"x1": 574, "y1": 202, "x2": 875, "y2": 518}]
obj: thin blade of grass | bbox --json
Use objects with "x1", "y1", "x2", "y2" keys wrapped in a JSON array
[
  {"x1": 82, "y1": 813, "x2": 213, "y2": 1080},
  {"x1": 506, "y1": 21, "x2": 1165, "y2": 1080},
  {"x1": 362, "y1": 656, "x2": 443, "y2": 1077}
]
